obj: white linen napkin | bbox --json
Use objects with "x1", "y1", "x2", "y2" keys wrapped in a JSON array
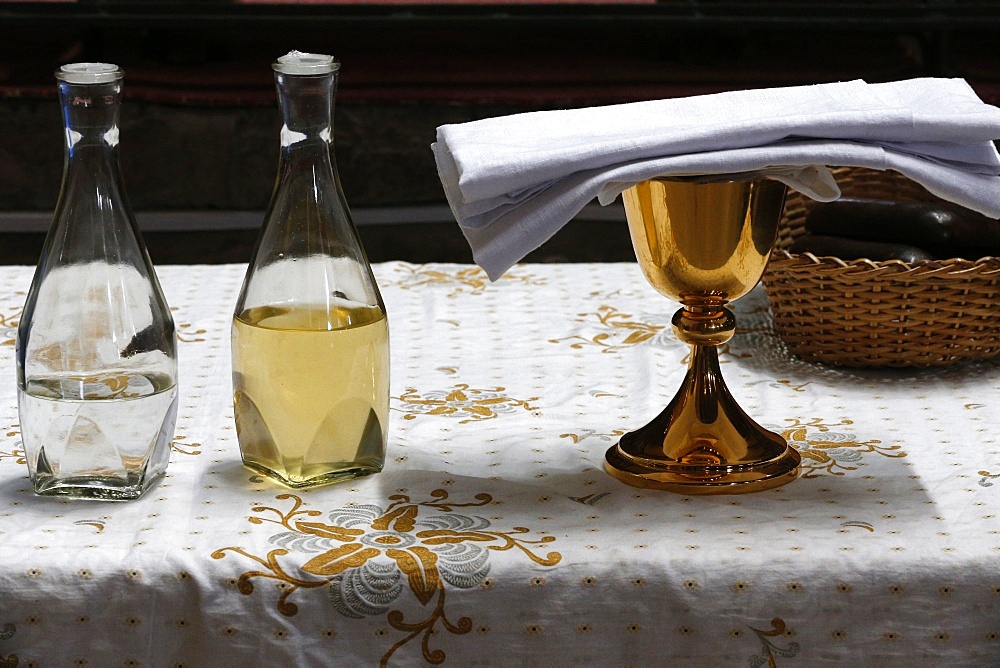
[{"x1": 432, "y1": 78, "x2": 1000, "y2": 280}]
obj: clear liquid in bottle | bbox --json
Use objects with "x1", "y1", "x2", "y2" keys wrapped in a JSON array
[
  {"x1": 19, "y1": 372, "x2": 177, "y2": 498},
  {"x1": 16, "y1": 64, "x2": 178, "y2": 500}
]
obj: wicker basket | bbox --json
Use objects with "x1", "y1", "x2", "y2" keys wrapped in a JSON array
[{"x1": 763, "y1": 167, "x2": 1000, "y2": 368}]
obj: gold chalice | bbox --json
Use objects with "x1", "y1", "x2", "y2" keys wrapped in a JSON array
[{"x1": 604, "y1": 176, "x2": 801, "y2": 494}]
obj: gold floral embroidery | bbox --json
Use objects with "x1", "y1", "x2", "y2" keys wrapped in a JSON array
[
  {"x1": 397, "y1": 384, "x2": 539, "y2": 423},
  {"x1": 170, "y1": 435, "x2": 202, "y2": 456},
  {"x1": 176, "y1": 322, "x2": 207, "y2": 343},
  {"x1": 551, "y1": 305, "x2": 749, "y2": 361},
  {"x1": 386, "y1": 264, "x2": 544, "y2": 298},
  {"x1": 978, "y1": 471, "x2": 1000, "y2": 488},
  {"x1": 772, "y1": 380, "x2": 811, "y2": 392},
  {"x1": 0, "y1": 423, "x2": 24, "y2": 466},
  {"x1": 549, "y1": 305, "x2": 666, "y2": 353},
  {"x1": 212, "y1": 490, "x2": 561, "y2": 667},
  {"x1": 0, "y1": 448, "x2": 24, "y2": 466},
  {"x1": 73, "y1": 519, "x2": 107, "y2": 533},
  {"x1": 0, "y1": 306, "x2": 21, "y2": 347},
  {"x1": 167, "y1": 307, "x2": 207, "y2": 343},
  {"x1": 839, "y1": 521, "x2": 875, "y2": 532},
  {"x1": 91, "y1": 374, "x2": 135, "y2": 397},
  {"x1": 779, "y1": 418, "x2": 905, "y2": 478},
  {"x1": 749, "y1": 617, "x2": 800, "y2": 666},
  {"x1": 560, "y1": 428, "x2": 627, "y2": 445},
  {"x1": 13, "y1": 372, "x2": 151, "y2": 400},
  {"x1": 0, "y1": 621, "x2": 17, "y2": 668}
]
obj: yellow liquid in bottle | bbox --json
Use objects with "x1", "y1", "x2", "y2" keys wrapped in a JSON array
[{"x1": 232, "y1": 303, "x2": 389, "y2": 487}]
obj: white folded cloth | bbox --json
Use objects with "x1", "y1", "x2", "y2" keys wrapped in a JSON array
[{"x1": 432, "y1": 78, "x2": 1000, "y2": 280}]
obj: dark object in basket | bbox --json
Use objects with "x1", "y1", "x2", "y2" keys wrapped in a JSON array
[
  {"x1": 765, "y1": 166, "x2": 1000, "y2": 368},
  {"x1": 804, "y1": 197, "x2": 1000, "y2": 259},
  {"x1": 788, "y1": 234, "x2": 934, "y2": 263}
]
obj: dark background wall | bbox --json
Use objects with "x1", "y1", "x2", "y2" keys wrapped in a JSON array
[{"x1": 1, "y1": 1, "x2": 998, "y2": 264}]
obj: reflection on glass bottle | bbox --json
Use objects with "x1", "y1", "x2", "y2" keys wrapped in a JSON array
[
  {"x1": 232, "y1": 51, "x2": 389, "y2": 488},
  {"x1": 16, "y1": 63, "x2": 178, "y2": 500}
]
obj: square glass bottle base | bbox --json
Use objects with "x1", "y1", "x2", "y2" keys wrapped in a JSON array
[
  {"x1": 242, "y1": 458, "x2": 383, "y2": 489},
  {"x1": 30, "y1": 471, "x2": 166, "y2": 501}
]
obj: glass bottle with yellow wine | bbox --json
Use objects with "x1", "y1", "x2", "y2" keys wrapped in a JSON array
[{"x1": 232, "y1": 52, "x2": 389, "y2": 488}]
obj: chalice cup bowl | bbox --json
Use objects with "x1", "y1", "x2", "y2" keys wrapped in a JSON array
[{"x1": 604, "y1": 176, "x2": 801, "y2": 494}]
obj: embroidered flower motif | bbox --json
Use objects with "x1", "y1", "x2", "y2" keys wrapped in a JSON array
[
  {"x1": 839, "y1": 520, "x2": 875, "y2": 533},
  {"x1": 271, "y1": 501, "x2": 495, "y2": 617},
  {"x1": 397, "y1": 384, "x2": 539, "y2": 423},
  {"x1": 549, "y1": 305, "x2": 670, "y2": 353},
  {"x1": 978, "y1": 470, "x2": 1000, "y2": 488},
  {"x1": 775, "y1": 418, "x2": 905, "y2": 477},
  {"x1": 386, "y1": 264, "x2": 544, "y2": 298},
  {"x1": 0, "y1": 449, "x2": 24, "y2": 466},
  {"x1": 0, "y1": 306, "x2": 22, "y2": 346},
  {"x1": 560, "y1": 429, "x2": 627, "y2": 446},
  {"x1": 549, "y1": 304, "x2": 755, "y2": 361},
  {"x1": 170, "y1": 434, "x2": 202, "y2": 456},
  {"x1": 175, "y1": 320, "x2": 207, "y2": 343},
  {"x1": 73, "y1": 519, "x2": 106, "y2": 533},
  {"x1": 0, "y1": 423, "x2": 24, "y2": 466},
  {"x1": 749, "y1": 617, "x2": 800, "y2": 666},
  {"x1": 213, "y1": 489, "x2": 560, "y2": 666}
]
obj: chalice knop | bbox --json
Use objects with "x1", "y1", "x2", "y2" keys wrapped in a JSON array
[{"x1": 604, "y1": 176, "x2": 801, "y2": 494}]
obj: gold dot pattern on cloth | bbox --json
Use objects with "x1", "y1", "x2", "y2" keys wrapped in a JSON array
[{"x1": 0, "y1": 262, "x2": 995, "y2": 664}]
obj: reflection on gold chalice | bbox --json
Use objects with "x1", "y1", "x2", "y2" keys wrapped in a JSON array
[{"x1": 604, "y1": 177, "x2": 801, "y2": 494}]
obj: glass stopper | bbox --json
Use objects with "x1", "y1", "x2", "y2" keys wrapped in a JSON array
[
  {"x1": 273, "y1": 50, "x2": 340, "y2": 75},
  {"x1": 56, "y1": 63, "x2": 123, "y2": 84}
]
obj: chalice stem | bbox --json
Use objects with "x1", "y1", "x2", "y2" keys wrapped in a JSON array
[
  {"x1": 673, "y1": 338, "x2": 762, "y2": 465},
  {"x1": 605, "y1": 306, "x2": 801, "y2": 493},
  {"x1": 691, "y1": 342, "x2": 723, "y2": 426}
]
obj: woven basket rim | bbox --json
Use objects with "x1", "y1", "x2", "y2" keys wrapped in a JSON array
[{"x1": 769, "y1": 250, "x2": 1000, "y2": 276}]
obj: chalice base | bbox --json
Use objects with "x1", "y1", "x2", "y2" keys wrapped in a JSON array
[
  {"x1": 604, "y1": 347, "x2": 800, "y2": 494},
  {"x1": 604, "y1": 439, "x2": 800, "y2": 494}
]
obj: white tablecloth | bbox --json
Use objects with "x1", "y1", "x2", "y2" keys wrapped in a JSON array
[{"x1": 0, "y1": 262, "x2": 997, "y2": 666}]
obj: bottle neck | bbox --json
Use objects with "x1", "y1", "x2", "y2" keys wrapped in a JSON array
[
  {"x1": 59, "y1": 78, "x2": 122, "y2": 163},
  {"x1": 276, "y1": 71, "x2": 337, "y2": 157},
  {"x1": 51, "y1": 75, "x2": 133, "y2": 255}
]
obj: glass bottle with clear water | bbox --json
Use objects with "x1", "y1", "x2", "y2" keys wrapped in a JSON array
[
  {"x1": 232, "y1": 51, "x2": 389, "y2": 488},
  {"x1": 16, "y1": 63, "x2": 178, "y2": 500}
]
